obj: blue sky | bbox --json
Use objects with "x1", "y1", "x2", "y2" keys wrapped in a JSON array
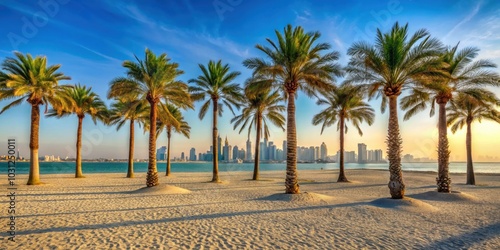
[{"x1": 1, "y1": 0, "x2": 499, "y2": 161}]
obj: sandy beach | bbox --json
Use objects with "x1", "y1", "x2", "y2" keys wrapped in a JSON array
[{"x1": 2, "y1": 169, "x2": 499, "y2": 249}]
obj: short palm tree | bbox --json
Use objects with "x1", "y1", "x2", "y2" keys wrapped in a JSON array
[
  {"x1": 243, "y1": 24, "x2": 342, "y2": 194},
  {"x1": 401, "y1": 44, "x2": 500, "y2": 192},
  {"x1": 109, "y1": 49, "x2": 192, "y2": 187},
  {"x1": 189, "y1": 60, "x2": 243, "y2": 183},
  {"x1": 231, "y1": 78, "x2": 285, "y2": 180},
  {"x1": 0, "y1": 52, "x2": 70, "y2": 185},
  {"x1": 345, "y1": 22, "x2": 443, "y2": 199},
  {"x1": 156, "y1": 104, "x2": 191, "y2": 176},
  {"x1": 108, "y1": 98, "x2": 149, "y2": 178},
  {"x1": 47, "y1": 84, "x2": 108, "y2": 178},
  {"x1": 312, "y1": 83, "x2": 375, "y2": 182},
  {"x1": 447, "y1": 92, "x2": 500, "y2": 185}
]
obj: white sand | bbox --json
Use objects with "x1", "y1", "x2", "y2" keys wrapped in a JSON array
[{"x1": 2, "y1": 169, "x2": 499, "y2": 249}]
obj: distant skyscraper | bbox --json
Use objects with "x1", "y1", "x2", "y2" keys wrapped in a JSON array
[
  {"x1": 156, "y1": 146, "x2": 167, "y2": 161},
  {"x1": 358, "y1": 143, "x2": 367, "y2": 163},
  {"x1": 260, "y1": 141, "x2": 266, "y2": 161},
  {"x1": 268, "y1": 141, "x2": 275, "y2": 161},
  {"x1": 181, "y1": 152, "x2": 185, "y2": 161},
  {"x1": 320, "y1": 142, "x2": 327, "y2": 160},
  {"x1": 374, "y1": 149, "x2": 383, "y2": 162},
  {"x1": 315, "y1": 146, "x2": 320, "y2": 161},
  {"x1": 198, "y1": 153, "x2": 203, "y2": 161},
  {"x1": 238, "y1": 149, "x2": 245, "y2": 160},
  {"x1": 263, "y1": 137, "x2": 269, "y2": 160},
  {"x1": 246, "y1": 139, "x2": 252, "y2": 161},
  {"x1": 223, "y1": 136, "x2": 229, "y2": 161},
  {"x1": 232, "y1": 146, "x2": 239, "y2": 160},
  {"x1": 218, "y1": 135, "x2": 222, "y2": 160},
  {"x1": 283, "y1": 140, "x2": 287, "y2": 155},
  {"x1": 337, "y1": 150, "x2": 356, "y2": 163},
  {"x1": 189, "y1": 148, "x2": 196, "y2": 161}
]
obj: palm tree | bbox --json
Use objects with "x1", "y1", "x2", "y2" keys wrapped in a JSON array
[
  {"x1": 401, "y1": 44, "x2": 500, "y2": 192},
  {"x1": 231, "y1": 78, "x2": 285, "y2": 180},
  {"x1": 243, "y1": 24, "x2": 342, "y2": 194},
  {"x1": 312, "y1": 83, "x2": 375, "y2": 182},
  {"x1": 0, "y1": 52, "x2": 70, "y2": 185},
  {"x1": 345, "y1": 22, "x2": 443, "y2": 198},
  {"x1": 156, "y1": 104, "x2": 191, "y2": 176},
  {"x1": 108, "y1": 98, "x2": 149, "y2": 178},
  {"x1": 189, "y1": 60, "x2": 243, "y2": 183},
  {"x1": 109, "y1": 49, "x2": 192, "y2": 187},
  {"x1": 447, "y1": 92, "x2": 500, "y2": 185},
  {"x1": 47, "y1": 84, "x2": 108, "y2": 178}
]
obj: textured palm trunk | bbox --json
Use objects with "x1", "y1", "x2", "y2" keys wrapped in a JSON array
[
  {"x1": 338, "y1": 115, "x2": 348, "y2": 182},
  {"x1": 387, "y1": 96, "x2": 405, "y2": 199},
  {"x1": 27, "y1": 104, "x2": 41, "y2": 185},
  {"x1": 166, "y1": 128, "x2": 172, "y2": 176},
  {"x1": 252, "y1": 114, "x2": 262, "y2": 180},
  {"x1": 285, "y1": 91, "x2": 299, "y2": 194},
  {"x1": 466, "y1": 120, "x2": 475, "y2": 185},
  {"x1": 436, "y1": 102, "x2": 451, "y2": 192},
  {"x1": 75, "y1": 115, "x2": 84, "y2": 178},
  {"x1": 127, "y1": 119, "x2": 135, "y2": 178},
  {"x1": 211, "y1": 98, "x2": 220, "y2": 182},
  {"x1": 146, "y1": 100, "x2": 159, "y2": 187}
]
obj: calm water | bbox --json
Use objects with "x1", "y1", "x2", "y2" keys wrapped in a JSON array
[{"x1": 2, "y1": 161, "x2": 500, "y2": 174}]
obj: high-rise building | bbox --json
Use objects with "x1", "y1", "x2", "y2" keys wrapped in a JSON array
[
  {"x1": 374, "y1": 149, "x2": 383, "y2": 162},
  {"x1": 358, "y1": 143, "x2": 367, "y2": 163},
  {"x1": 283, "y1": 140, "x2": 287, "y2": 155},
  {"x1": 232, "y1": 146, "x2": 239, "y2": 160},
  {"x1": 189, "y1": 148, "x2": 196, "y2": 161},
  {"x1": 260, "y1": 141, "x2": 266, "y2": 161},
  {"x1": 223, "y1": 136, "x2": 232, "y2": 161},
  {"x1": 246, "y1": 139, "x2": 252, "y2": 161},
  {"x1": 309, "y1": 146, "x2": 316, "y2": 161},
  {"x1": 337, "y1": 150, "x2": 357, "y2": 163},
  {"x1": 268, "y1": 141, "x2": 276, "y2": 161},
  {"x1": 320, "y1": 142, "x2": 327, "y2": 160},
  {"x1": 263, "y1": 138, "x2": 269, "y2": 160},
  {"x1": 156, "y1": 146, "x2": 167, "y2": 161},
  {"x1": 181, "y1": 152, "x2": 185, "y2": 161},
  {"x1": 198, "y1": 153, "x2": 203, "y2": 161},
  {"x1": 276, "y1": 149, "x2": 284, "y2": 162},
  {"x1": 315, "y1": 146, "x2": 320, "y2": 161},
  {"x1": 238, "y1": 149, "x2": 245, "y2": 160},
  {"x1": 217, "y1": 135, "x2": 222, "y2": 160}
]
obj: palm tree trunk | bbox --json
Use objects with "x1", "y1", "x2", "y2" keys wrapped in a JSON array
[
  {"x1": 127, "y1": 119, "x2": 135, "y2": 178},
  {"x1": 338, "y1": 115, "x2": 348, "y2": 182},
  {"x1": 75, "y1": 115, "x2": 84, "y2": 178},
  {"x1": 387, "y1": 95, "x2": 405, "y2": 199},
  {"x1": 27, "y1": 104, "x2": 41, "y2": 185},
  {"x1": 212, "y1": 98, "x2": 220, "y2": 183},
  {"x1": 166, "y1": 128, "x2": 172, "y2": 176},
  {"x1": 253, "y1": 114, "x2": 262, "y2": 180},
  {"x1": 146, "y1": 100, "x2": 159, "y2": 187},
  {"x1": 437, "y1": 102, "x2": 451, "y2": 192},
  {"x1": 466, "y1": 120, "x2": 475, "y2": 185},
  {"x1": 285, "y1": 91, "x2": 299, "y2": 194}
]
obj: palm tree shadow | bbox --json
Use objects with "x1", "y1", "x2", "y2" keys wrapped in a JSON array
[{"x1": 422, "y1": 222, "x2": 500, "y2": 250}]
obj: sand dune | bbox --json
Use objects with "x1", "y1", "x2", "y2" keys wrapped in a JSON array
[{"x1": 2, "y1": 170, "x2": 499, "y2": 249}]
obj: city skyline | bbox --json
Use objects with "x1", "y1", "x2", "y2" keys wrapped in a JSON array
[{"x1": 1, "y1": 1, "x2": 500, "y2": 162}]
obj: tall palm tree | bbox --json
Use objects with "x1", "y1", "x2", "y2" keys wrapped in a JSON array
[
  {"x1": 231, "y1": 78, "x2": 285, "y2": 180},
  {"x1": 345, "y1": 22, "x2": 443, "y2": 198},
  {"x1": 447, "y1": 92, "x2": 500, "y2": 185},
  {"x1": 312, "y1": 83, "x2": 375, "y2": 182},
  {"x1": 47, "y1": 84, "x2": 108, "y2": 178},
  {"x1": 401, "y1": 44, "x2": 500, "y2": 192},
  {"x1": 108, "y1": 49, "x2": 192, "y2": 187},
  {"x1": 108, "y1": 98, "x2": 149, "y2": 178},
  {"x1": 243, "y1": 24, "x2": 342, "y2": 194},
  {"x1": 189, "y1": 60, "x2": 243, "y2": 183},
  {"x1": 0, "y1": 52, "x2": 70, "y2": 185},
  {"x1": 156, "y1": 104, "x2": 191, "y2": 176}
]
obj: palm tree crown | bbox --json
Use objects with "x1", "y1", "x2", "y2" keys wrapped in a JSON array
[
  {"x1": 312, "y1": 83, "x2": 375, "y2": 182},
  {"x1": 243, "y1": 24, "x2": 343, "y2": 194},
  {"x1": 189, "y1": 60, "x2": 243, "y2": 182},
  {"x1": 0, "y1": 52, "x2": 70, "y2": 185}
]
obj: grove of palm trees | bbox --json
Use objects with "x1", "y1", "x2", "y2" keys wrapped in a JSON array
[{"x1": 1, "y1": 22, "x2": 499, "y2": 200}]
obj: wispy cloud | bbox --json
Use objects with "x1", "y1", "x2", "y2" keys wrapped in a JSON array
[
  {"x1": 74, "y1": 43, "x2": 121, "y2": 63},
  {"x1": 443, "y1": 1, "x2": 482, "y2": 41}
]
